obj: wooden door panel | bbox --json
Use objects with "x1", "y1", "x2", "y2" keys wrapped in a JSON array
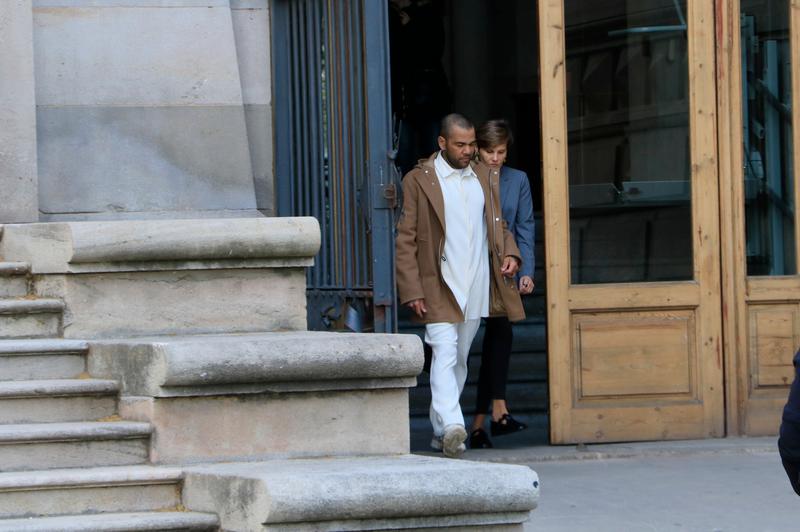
[
  {"x1": 570, "y1": 403, "x2": 711, "y2": 442},
  {"x1": 574, "y1": 311, "x2": 695, "y2": 399},
  {"x1": 749, "y1": 304, "x2": 799, "y2": 388},
  {"x1": 742, "y1": 298, "x2": 799, "y2": 434}
]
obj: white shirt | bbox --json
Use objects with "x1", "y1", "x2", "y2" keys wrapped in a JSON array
[{"x1": 434, "y1": 152, "x2": 489, "y2": 320}]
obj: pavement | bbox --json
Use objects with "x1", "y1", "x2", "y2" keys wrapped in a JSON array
[{"x1": 437, "y1": 437, "x2": 798, "y2": 531}]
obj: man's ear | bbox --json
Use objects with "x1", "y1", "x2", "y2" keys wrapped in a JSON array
[{"x1": 437, "y1": 135, "x2": 446, "y2": 151}]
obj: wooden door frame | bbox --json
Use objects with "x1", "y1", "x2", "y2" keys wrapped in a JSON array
[
  {"x1": 717, "y1": 0, "x2": 800, "y2": 436},
  {"x1": 538, "y1": 0, "x2": 725, "y2": 443}
]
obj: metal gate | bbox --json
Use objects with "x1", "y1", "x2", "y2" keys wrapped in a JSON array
[{"x1": 272, "y1": 0, "x2": 398, "y2": 333}]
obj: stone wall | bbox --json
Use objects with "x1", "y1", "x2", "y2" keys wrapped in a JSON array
[
  {"x1": 0, "y1": 1, "x2": 38, "y2": 223},
  {"x1": 30, "y1": 0, "x2": 273, "y2": 221}
]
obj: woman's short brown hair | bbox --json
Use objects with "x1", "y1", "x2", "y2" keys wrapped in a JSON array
[{"x1": 477, "y1": 119, "x2": 514, "y2": 150}]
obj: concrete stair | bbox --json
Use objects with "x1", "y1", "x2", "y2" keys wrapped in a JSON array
[
  {"x1": 0, "y1": 465, "x2": 186, "y2": 518},
  {"x1": 0, "y1": 298, "x2": 64, "y2": 339},
  {"x1": 0, "y1": 339, "x2": 190, "y2": 529},
  {"x1": 0, "y1": 262, "x2": 29, "y2": 297},
  {"x1": 0, "y1": 219, "x2": 539, "y2": 530},
  {"x1": 0, "y1": 340, "x2": 89, "y2": 381},
  {"x1": 0, "y1": 512, "x2": 219, "y2": 532},
  {"x1": 0, "y1": 379, "x2": 119, "y2": 423},
  {"x1": 0, "y1": 259, "x2": 65, "y2": 339},
  {"x1": 0, "y1": 421, "x2": 152, "y2": 472},
  {"x1": 0, "y1": 250, "x2": 214, "y2": 529}
]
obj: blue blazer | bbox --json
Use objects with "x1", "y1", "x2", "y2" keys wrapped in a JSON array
[{"x1": 499, "y1": 166, "x2": 535, "y2": 279}]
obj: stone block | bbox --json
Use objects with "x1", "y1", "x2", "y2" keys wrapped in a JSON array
[
  {"x1": 0, "y1": 379, "x2": 118, "y2": 423},
  {"x1": 0, "y1": 511, "x2": 220, "y2": 532},
  {"x1": 37, "y1": 269, "x2": 306, "y2": 338},
  {"x1": 32, "y1": 3, "x2": 257, "y2": 219},
  {"x1": 0, "y1": 279, "x2": 28, "y2": 298},
  {"x1": 0, "y1": 299, "x2": 63, "y2": 339},
  {"x1": 87, "y1": 332, "x2": 422, "y2": 396},
  {"x1": 120, "y1": 389, "x2": 409, "y2": 464},
  {"x1": 0, "y1": 339, "x2": 87, "y2": 381},
  {"x1": 182, "y1": 455, "x2": 539, "y2": 531},
  {"x1": 0, "y1": 218, "x2": 318, "y2": 337},
  {"x1": 0, "y1": 218, "x2": 320, "y2": 273},
  {"x1": 0, "y1": 263, "x2": 30, "y2": 297},
  {"x1": 33, "y1": 3, "x2": 243, "y2": 107},
  {"x1": 36, "y1": 106, "x2": 257, "y2": 218},
  {"x1": 88, "y1": 332, "x2": 421, "y2": 462},
  {"x1": 0, "y1": 421, "x2": 152, "y2": 471},
  {"x1": 0, "y1": 465, "x2": 183, "y2": 519}
]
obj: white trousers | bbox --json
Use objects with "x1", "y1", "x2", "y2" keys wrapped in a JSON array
[{"x1": 425, "y1": 319, "x2": 481, "y2": 436}]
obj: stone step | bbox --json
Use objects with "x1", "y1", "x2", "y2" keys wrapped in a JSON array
[
  {"x1": 183, "y1": 454, "x2": 539, "y2": 531},
  {"x1": 0, "y1": 298, "x2": 64, "y2": 339},
  {"x1": 0, "y1": 339, "x2": 88, "y2": 381},
  {"x1": 0, "y1": 465, "x2": 184, "y2": 519},
  {"x1": 0, "y1": 512, "x2": 220, "y2": 532},
  {"x1": 0, "y1": 421, "x2": 152, "y2": 472},
  {"x1": 0, "y1": 262, "x2": 30, "y2": 298},
  {"x1": 0, "y1": 379, "x2": 119, "y2": 423}
]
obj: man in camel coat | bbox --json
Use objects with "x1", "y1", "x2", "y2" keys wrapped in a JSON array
[{"x1": 395, "y1": 113, "x2": 524, "y2": 457}]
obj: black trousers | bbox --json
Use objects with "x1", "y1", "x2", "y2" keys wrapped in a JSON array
[{"x1": 475, "y1": 316, "x2": 513, "y2": 414}]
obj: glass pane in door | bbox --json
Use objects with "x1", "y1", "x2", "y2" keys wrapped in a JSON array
[
  {"x1": 566, "y1": 0, "x2": 692, "y2": 284},
  {"x1": 741, "y1": 0, "x2": 796, "y2": 276}
]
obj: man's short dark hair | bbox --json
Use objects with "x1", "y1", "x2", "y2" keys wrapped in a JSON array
[{"x1": 439, "y1": 113, "x2": 474, "y2": 139}]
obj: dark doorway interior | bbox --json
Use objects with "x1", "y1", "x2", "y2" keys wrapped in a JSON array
[{"x1": 389, "y1": 0, "x2": 548, "y2": 450}]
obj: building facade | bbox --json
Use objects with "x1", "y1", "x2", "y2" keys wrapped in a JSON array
[{"x1": 1, "y1": 0, "x2": 798, "y2": 445}]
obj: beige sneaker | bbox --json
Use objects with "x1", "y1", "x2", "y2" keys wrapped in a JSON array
[{"x1": 442, "y1": 424, "x2": 467, "y2": 458}]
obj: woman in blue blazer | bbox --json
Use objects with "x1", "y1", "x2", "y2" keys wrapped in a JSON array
[{"x1": 470, "y1": 119, "x2": 535, "y2": 448}]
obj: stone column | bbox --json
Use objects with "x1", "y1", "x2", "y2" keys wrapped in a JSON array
[
  {"x1": 232, "y1": 0, "x2": 274, "y2": 215},
  {"x1": 0, "y1": 0, "x2": 39, "y2": 223}
]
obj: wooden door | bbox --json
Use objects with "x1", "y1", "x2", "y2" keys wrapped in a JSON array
[
  {"x1": 539, "y1": 0, "x2": 725, "y2": 443},
  {"x1": 718, "y1": 0, "x2": 800, "y2": 436}
]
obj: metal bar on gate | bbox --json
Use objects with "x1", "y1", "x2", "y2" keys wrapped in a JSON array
[
  {"x1": 288, "y1": 2, "x2": 302, "y2": 219},
  {"x1": 308, "y1": 0, "x2": 323, "y2": 288},
  {"x1": 347, "y1": 2, "x2": 365, "y2": 287},
  {"x1": 339, "y1": 0, "x2": 351, "y2": 289},
  {"x1": 299, "y1": 0, "x2": 311, "y2": 230}
]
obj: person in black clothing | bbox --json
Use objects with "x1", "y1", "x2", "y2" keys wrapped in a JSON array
[{"x1": 779, "y1": 349, "x2": 800, "y2": 496}]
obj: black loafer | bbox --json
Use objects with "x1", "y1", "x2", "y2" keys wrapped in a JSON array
[
  {"x1": 490, "y1": 413, "x2": 528, "y2": 437},
  {"x1": 469, "y1": 428, "x2": 493, "y2": 449}
]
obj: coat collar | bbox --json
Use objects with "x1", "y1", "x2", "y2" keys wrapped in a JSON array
[
  {"x1": 414, "y1": 154, "x2": 498, "y2": 236},
  {"x1": 415, "y1": 153, "x2": 447, "y2": 231}
]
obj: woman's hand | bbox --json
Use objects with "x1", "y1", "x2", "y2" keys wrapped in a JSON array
[
  {"x1": 501, "y1": 256, "x2": 519, "y2": 277},
  {"x1": 518, "y1": 275, "x2": 534, "y2": 295}
]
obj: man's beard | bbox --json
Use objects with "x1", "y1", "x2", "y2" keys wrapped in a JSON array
[{"x1": 442, "y1": 150, "x2": 469, "y2": 169}]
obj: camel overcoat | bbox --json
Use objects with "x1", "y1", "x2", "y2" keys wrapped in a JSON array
[{"x1": 395, "y1": 153, "x2": 525, "y2": 324}]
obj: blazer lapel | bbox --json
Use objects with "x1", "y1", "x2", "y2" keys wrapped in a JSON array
[{"x1": 417, "y1": 155, "x2": 447, "y2": 232}]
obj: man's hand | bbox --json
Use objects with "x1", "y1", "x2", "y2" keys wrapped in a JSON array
[
  {"x1": 407, "y1": 298, "x2": 427, "y2": 318},
  {"x1": 518, "y1": 275, "x2": 534, "y2": 295},
  {"x1": 501, "y1": 256, "x2": 519, "y2": 278}
]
